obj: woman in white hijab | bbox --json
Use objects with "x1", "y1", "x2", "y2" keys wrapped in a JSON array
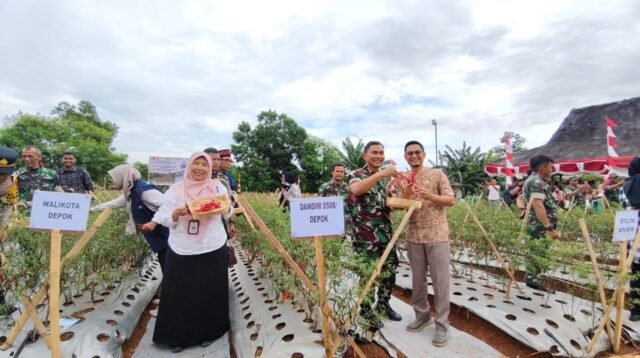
[{"x1": 91, "y1": 164, "x2": 169, "y2": 316}]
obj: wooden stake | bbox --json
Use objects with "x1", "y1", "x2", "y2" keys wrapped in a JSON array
[
  {"x1": 239, "y1": 196, "x2": 365, "y2": 357},
  {"x1": 506, "y1": 199, "x2": 534, "y2": 298},
  {"x1": 19, "y1": 295, "x2": 51, "y2": 349},
  {"x1": 614, "y1": 242, "x2": 627, "y2": 353},
  {"x1": 586, "y1": 230, "x2": 640, "y2": 352},
  {"x1": 579, "y1": 219, "x2": 614, "y2": 343},
  {"x1": 462, "y1": 200, "x2": 524, "y2": 294},
  {"x1": 314, "y1": 237, "x2": 333, "y2": 357},
  {"x1": 601, "y1": 195, "x2": 616, "y2": 220},
  {"x1": 587, "y1": 291, "x2": 617, "y2": 353},
  {"x1": 1, "y1": 209, "x2": 112, "y2": 350},
  {"x1": 49, "y1": 230, "x2": 62, "y2": 358},
  {"x1": 330, "y1": 201, "x2": 419, "y2": 356}
]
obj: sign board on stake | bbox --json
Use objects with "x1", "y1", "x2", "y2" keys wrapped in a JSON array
[
  {"x1": 290, "y1": 197, "x2": 344, "y2": 239},
  {"x1": 29, "y1": 191, "x2": 91, "y2": 232},
  {"x1": 613, "y1": 210, "x2": 639, "y2": 242}
]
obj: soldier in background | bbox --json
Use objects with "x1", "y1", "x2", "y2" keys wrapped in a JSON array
[
  {"x1": 564, "y1": 176, "x2": 585, "y2": 207},
  {"x1": 16, "y1": 145, "x2": 61, "y2": 207},
  {"x1": 522, "y1": 155, "x2": 560, "y2": 291},
  {"x1": 319, "y1": 162, "x2": 352, "y2": 240}
]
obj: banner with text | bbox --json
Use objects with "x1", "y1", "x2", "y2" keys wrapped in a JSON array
[
  {"x1": 290, "y1": 197, "x2": 344, "y2": 239},
  {"x1": 148, "y1": 156, "x2": 189, "y2": 185}
]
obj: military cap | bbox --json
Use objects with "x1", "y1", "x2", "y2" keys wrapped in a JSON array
[
  {"x1": 219, "y1": 149, "x2": 232, "y2": 158},
  {"x1": 0, "y1": 147, "x2": 18, "y2": 175}
]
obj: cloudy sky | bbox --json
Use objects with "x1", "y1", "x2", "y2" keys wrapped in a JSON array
[{"x1": 1, "y1": 0, "x2": 639, "y2": 166}]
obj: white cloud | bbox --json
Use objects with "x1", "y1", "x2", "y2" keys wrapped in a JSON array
[{"x1": 0, "y1": 0, "x2": 638, "y2": 166}]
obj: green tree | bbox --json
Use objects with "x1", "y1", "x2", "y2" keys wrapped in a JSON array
[
  {"x1": 433, "y1": 142, "x2": 490, "y2": 195},
  {"x1": 299, "y1": 136, "x2": 342, "y2": 193},
  {"x1": 339, "y1": 137, "x2": 365, "y2": 171},
  {"x1": 134, "y1": 162, "x2": 149, "y2": 180},
  {"x1": 489, "y1": 131, "x2": 527, "y2": 156},
  {"x1": 0, "y1": 101, "x2": 127, "y2": 184},
  {"x1": 231, "y1": 110, "x2": 308, "y2": 192}
]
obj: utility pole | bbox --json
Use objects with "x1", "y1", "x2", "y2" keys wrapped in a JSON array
[{"x1": 432, "y1": 119, "x2": 439, "y2": 166}]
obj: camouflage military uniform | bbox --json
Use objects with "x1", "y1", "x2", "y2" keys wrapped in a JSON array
[
  {"x1": 16, "y1": 167, "x2": 60, "y2": 204},
  {"x1": 564, "y1": 184, "x2": 585, "y2": 205},
  {"x1": 0, "y1": 176, "x2": 18, "y2": 226},
  {"x1": 318, "y1": 179, "x2": 352, "y2": 240},
  {"x1": 346, "y1": 166, "x2": 398, "y2": 318},
  {"x1": 522, "y1": 174, "x2": 557, "y2": 277}
]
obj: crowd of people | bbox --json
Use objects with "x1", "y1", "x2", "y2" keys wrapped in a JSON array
[
  {"x1": 0, "y1": 146, "x2": 96, "y2": 224},
  {"x1": 1, "y1": 141, "x2": 639, "y2": 351}
]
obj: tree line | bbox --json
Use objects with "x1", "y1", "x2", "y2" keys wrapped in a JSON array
[{"x1": 1, "y1": 101, "x2": 522, "y2": 194}]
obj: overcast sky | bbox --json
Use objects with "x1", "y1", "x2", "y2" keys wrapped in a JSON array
[{"x1": 1, "y1": 0, "x2": 638, "y2": 167}]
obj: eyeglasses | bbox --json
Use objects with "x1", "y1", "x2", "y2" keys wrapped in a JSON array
[{"x1": 405, "y1": 150, "x2": 424, "y2": 157}]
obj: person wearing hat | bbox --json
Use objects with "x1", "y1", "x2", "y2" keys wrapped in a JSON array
[
  {"x1": 203, "y1": 147, "x2": 236, "y2": 238},
  {"x1": 16, "y1": 145, "x2": 61, "y2": 206},
  {"x1": 600, "y1": 172, "x2": 624, "y2": 204},
  {"x1": 218, "y1": 149, "x2": 236, "y2": 192},
  {"x1": 563, "y1": 176, "x2": 585, "y2": 207},
  {"x1": 0, "y1": 147, "x2": 19, "y2": 227}
]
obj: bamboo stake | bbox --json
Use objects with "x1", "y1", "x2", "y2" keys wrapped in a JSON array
[
  {"x1": 462, "y1": 200, "x2": 524, "y2": 294},
  {"x1": 329, "y1": 202, "x2": 419, "y2": 353},
  {"x1": 315, "y1": 237, "x2": 333, "y2": 357},
  {"x1": 506, "y1": 199, "x2": 534, "y2": 298},
  {"x1": 1, "y1": 209, "x2": 112, "y2": 350},
  {"x1": 601, "y1": 195, "x2": 616, "y2": 220},
  {"x1": 19, "y1": 295, "x2": 51, "y2": 349},
  {"x1": 49, "y1": 230, "x2": 62, "y2": 358},
  {"x1": 614, "y1": 242, "x2": 627, "y2": 353},
  {"x1": 586, "y1": 230, "x2": 640, "y2": 352},
  {"x1": 579, "y1": 219, "x2": 614, "y2": 343},
  {"x1": 587, "y1": 292, "x2": 617, "y2": 352},
  {"x1": 239, "y1": 196, "x2": 366, "y2": 358},
  {"x1": 566, "y1": 196, "x2": 575, "y2": 213},
  {"x1": 353, "y1": 206, "x2": 416, "y2": 311}
]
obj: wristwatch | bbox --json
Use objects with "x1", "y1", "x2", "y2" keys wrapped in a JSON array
[{"x1": 544, "y1": 225, "x2": 553, "y2": 231}]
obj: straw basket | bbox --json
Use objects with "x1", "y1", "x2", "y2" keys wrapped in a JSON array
[
  {"x1": 387, "y1": 197, "x2": 422, "y2": 210},
  {"x1": 188, "y1": 195, "x2": 230, "y2": 220}
]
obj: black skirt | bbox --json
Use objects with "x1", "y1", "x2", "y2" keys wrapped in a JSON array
[{"x1": 153, "y1": 243, "x2": 230, "y2": 347}]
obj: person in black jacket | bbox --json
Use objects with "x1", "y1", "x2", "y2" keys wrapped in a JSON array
[
  {"x1": 621, "y1": 157, "x2": 640, "y2": 321},
  {"x1": 91, "y1": 164, "x2": 169, "y2": 317}
]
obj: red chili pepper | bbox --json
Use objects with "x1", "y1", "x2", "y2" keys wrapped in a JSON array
[{"x1": 195, "y1": 199, "x2": 222, "y2": 213}]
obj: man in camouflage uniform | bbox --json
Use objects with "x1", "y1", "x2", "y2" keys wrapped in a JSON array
[
  {"x1": 522, "y1": 154, "x2": 561, "y2": 291},
  {"x1": 346, "y1": 141, "x2": 401, "y2": 328},
  {"x1": 319, "y1": 163, "x2": 352, "y2": 240},
  {"x1": 16, "y1": 145, "x2": 61, "y2": 207},
  {"x1": 0, "y1": 147, "x2": 19, "y2": 228},
  {"x1": 564, "y1": 176, "x2": 585, "y2": 206}
]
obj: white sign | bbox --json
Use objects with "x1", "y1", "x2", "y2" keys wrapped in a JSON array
[
  {"x1": 290, "y1": 197, "x2": 345, "y2": 239},
  {"x1": 29, "y1": 191, "x2": 91, "y2": 232},
  {"x1": 148, "y1": 156, "x2": 189, "y2": 185},
  {"x1": 613, "y1": 210, "x2": 639, "y2": 242}
]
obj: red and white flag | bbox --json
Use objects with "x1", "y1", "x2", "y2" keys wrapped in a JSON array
[
  {"x1": 504, "y1": 136, "x2": 515, "y2": 183},
  {"x1": 606, "y1": 115, "x2": 619, "y2": 158}
]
